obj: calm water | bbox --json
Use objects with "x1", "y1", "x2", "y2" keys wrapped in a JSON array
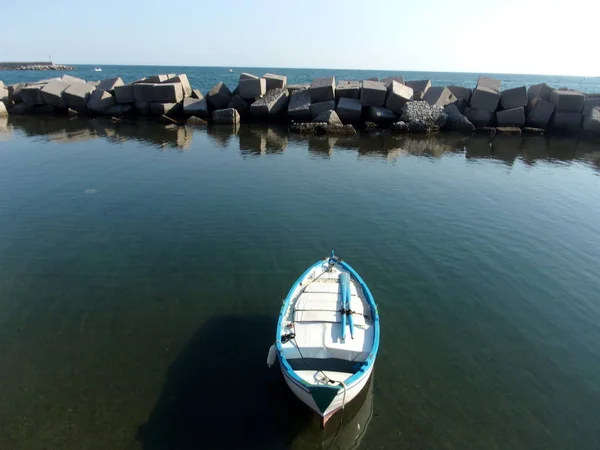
[
  {"x1": 2, "y1": 65, "x2": 600, "y2": 94},
  {"x1": 1, "y1": 116, "x2": 600, "y2": 450}
]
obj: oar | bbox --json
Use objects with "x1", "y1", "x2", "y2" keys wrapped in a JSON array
[
  {"x1": 339, "y1": 273, "x2": 349, "y2": 340},
  {"x1": 346, "y1": 279, "x2": 355, "y2": 339}
]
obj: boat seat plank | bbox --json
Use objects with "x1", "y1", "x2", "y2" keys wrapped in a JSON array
[
  {"x1": 295, "y1": 370, "x2": 353, "y2": 384},
  {"x1": 295, "y1": 293, "x2": 366, "y2": 315},
  {"x1": 293, "y1": 309, "x2": 366, "y2": 326}
]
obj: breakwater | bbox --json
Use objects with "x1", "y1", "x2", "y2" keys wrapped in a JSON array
[
  {"x1": 1, "y1": 72, "x2": 599, "y2": 138},
  {"x1": 0, "y1": 62, "x2": 74, "y2": 71}
]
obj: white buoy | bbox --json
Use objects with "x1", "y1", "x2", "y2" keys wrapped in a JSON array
[{"x1": 266, "y1": 344, "x2": 277, "y2": 367}]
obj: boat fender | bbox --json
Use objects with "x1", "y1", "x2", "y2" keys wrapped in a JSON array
[{"x1": 267, "y1": 344, "x2": 277, "y2": 367}]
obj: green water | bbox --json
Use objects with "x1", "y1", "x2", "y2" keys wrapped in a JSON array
[{"x1": 1, "y1": 117, "x2": 599, "y2": 450}]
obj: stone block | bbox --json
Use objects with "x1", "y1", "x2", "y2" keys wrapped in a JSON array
[
  {"x1": 206, "y1": 82, "x2": 232, "y2": 110},
  {"x1": 335, "y1": 81, "x2": 360, "y2": 101},
  {"x1": 239, "y1": 73, "x2": 258, "y2": 81},
  {"x1": 114, "y1": 84, "x2": 136, "y2": 104},
  {"x1": 87, "y1": 89, "x2": 115, "y2": 113},
  {"x1": 149, "y1": 102, "x2": 182, "y2": 117},
  {"x1": 385, "y1": 81, "x2": 413, "y2": 114},
  {"x1": 144, "y1": 74, "x2": 169, "y2": 83},
  {"x1": 239, "y1": 77, "x2": 266, "y2": 100},
  {"x1": 336, "y1": 98, "x2": 362, "y2": 123},
  {"x1": 135, "y1": 101, "x2": 150, "y2": 115},
  {"x1": 527, "y1": 83, "x2": 553, "y2": 103},
  {"x1": 450, "y1": 98, "x2": 469, "y2": 114},
  {"x1": 366, "y1": 106, "x2": 396, "y2": 124},
  {"x1": 583, "y1": 97, "x2": 600, "y2": 115},
  {"x1": 41, "y1": 80, "x2": 70, "y2": 108},
  {"x1": 423, "y1": 86, "x2": 456, "y2": 107},
  {"x1": 366, "y1": 77, "x2": 379, "y2": 82},
  {"x1": 583, "y1": 107, "x2": 600, "y2": 133},
  {"x1": 447, "y1": 85, "x2": 472, "y2": 102},
  {"x1": 477, "y1": 76, "x2": 501, "y2": 91},
  {"x1": 443, "y1": 104, "x2": 475, "y2": 134},
  {"x1": 309, "y1": 77, "x2": 335, "y2": 103},
  {"x1": 465, "y1": 107, "x2": 495, "y2": 127},
  {"x1": 20, "y1": 84, "x2": 45, "y2": 105},
  {"x1": 470, "y1": 86, "x2": 500, "y2": 112},
  {"x1": 105, "y1": 104, "x2": 134, "y2": 117},
  {"x1": 310, "y1": 100, "x2": 336, "y2": 119},
  {"x1": 63, "y1": 83, "x2": 96, "y2": 110},
  {"x1": 60, "y1": 75, "x2": 85, "y2": 84},
  {"x1": 0, "y1": 101, "x2": 7, "y2": 117},
  {"x1": 288, "y1": 89, "x2": 312, "y2": 121},
  {"x1": 183, "y1": 97, "x2": 209, "y2": 117},
  {"x1": 263, "y1": 73, "x2": 287, "y2": 90},
  {"x1": 313, "y1": 110, "x2": 342, "y2": 126},
  {"x1": 165, "y1": 74, "x2": 192, "y2": 97},
  {"x1": 0, "y1": 86, "x2": 8, "y2": 105},
  {"x1": 8, "y1": 102, "x2": 35, "y2": 115},
  {"x1": 287, "y1": 84, "x2": 310, "y2": 95},
  {"x1": 552, "y1": 112, "x2": 582, "y2": 130},
  {"x1": 192, "y1": 89, "x2": 204, "y2": 99},
  {"x1": 550, "y1": 89, "x2": 584, "y2": 112},
  {"x1": 405, "y1": 80, "x2": 431, "y2": 100},
  {"x1": 134, "y1": 83, "x2": 184, "y2": 103},
  {"x1": 227, "y1": 95, "x2": 249, "y2": 118},
  {"x1": 212, "y1": 108, "x2": 240, "y2": 125},
  {"x1": 496, "y1": 107, "x2": 525, "y2": 127},
  {"x1": 526, "y1": 98, "x2": 554, "y2": 129},
  {"x1": 500, "y1": 86, "x2": 527, "y2": 110},
  {"x1": 360, "y1": 80, "x2": 387, "y2": 107},
  {"x1": 8, "y1": 83, "x2": 26, "y2": 103},
  {"x1": 96, "y1": 77, "x2": 124, "y2": 94},
  {"x1": 381, "y1": 76, "x2": 405, "y2": 87},
  {"x1": 250, "y1": 88, "x2": 289, "y2": 117}
]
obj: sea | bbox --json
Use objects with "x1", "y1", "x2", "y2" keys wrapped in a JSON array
[{"x1": 1, "y1": 66, "x2": 600, "y2": 450}]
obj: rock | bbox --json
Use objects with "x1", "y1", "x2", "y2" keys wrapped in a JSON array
[
  {"x1": 474, "y1": 127, "x2": 496, "y2": 136},
  {"x1": 159, "y1": 115, "x2": 179, "y2": 125},
  {"x1": 408, "y1": 122, "x2": 440, "y2": 134},
  {"x1": 206, "y1": 82, "x2": 232, "y2": 110},
  {"x1": 550, "y1": 89, "x2": 584, "y2": 112},
  {"x1": 239, "y1": 77, "x2": 266, "y2": 100},
  {"x1": 527, "y1": 83, "x2": 553, "y2": 103},
  {"x1": 114, "y1": 84, "x2": 136, "y2": 104},
  {"x1": 552, "y1": 112, "x2": 582, "y2": 130},
  {"x1": 381, "y1": 76, "x2": 405, "y2": 87},
  {"x1": 192, "y1": 89, "x2": 204, "y2": 99},
  {"x1": 313, "y1": 110, "x2": 342, "y2": 126},
  {"x1": 390, "y1": 121, "x2": 409, "y2": 133},
  {"x1": 7, "y1": 102, "x2": 35, "y2": 115},
  {"x1": 41, "y1": 80, "x2": 71, "y2": 108},
  {"x1": 288, "y1": 89, "x2": 312, "y2": 121},
  {"x1": 447, "y1": 85, "x2": 472, "y2": 102},
  {"x1": 362, "y1": 121, "x2": 380, "y2": 131},
  {"x1": 165, "y1": 74, "x2": 192, "y2": 97},
  {"x1": 96, "y1": 77, "x2": 124, "y2": 93},
  {"x1": 526, "y1": 98, "x2": 555, "y2": 129},
  {"x1": 250, "y1": 88, "x2": 289, "y2": 117},
  {"x1": 335, "y1": 81, "x2": 360, "y2": 101},
  {"x1": 20, "y1": 84, "x2": 45, "y2": 105},
  {"x1": 134, "y1": 83, "x2": 184, "y2": 103},
  {"x1": 423, "y1": 86, "x2": 457, "y2": 107},
  {"x1": 182, "y1": 97, "x2": 209, "y2": 117},
  {"x1": 583, "y1": 97, "x2": 600, "y2": 115},
  {"x1": 450, "y1": 98, "x2": 469, "y2": 114},
  {"x1": 310, "y1": 100, "x2": 336, "y2": 119},
  {"x1": 367, "y1": 106, "x2": 396, "y2": 124},
  {"x1": 476, "y1": 76, "x2": 501, "y2": 91},
  {"x1": 336, "y1": 97, "x2": 362, "y2": 123},
  {"x1": 523, "y1": 127, "x2": 545, "y2": 135},
  {"x1": 443, "y1": 104, "x2": 475, "y2": 133},
  {"x1": 87, "y1": 89, "x2": 115, "y2": 113},
  {"x1": 309, "y1": 77, "x2": 335, "y2": 103},
  {"x1": 104, "y1": 104, "x2": 134, "y2": 117},
  {"x1": 8, "y1": 83, "x2": 26, "y2": 104},
  {"x1": 0, "y1": 101, "x2": 6, "y2": 116},
  {"x1": 289, "y1": 122, "x2": 356, "y2": 136},
  {"x1": 135, "y1": 101, "x2": 150, "y2": 115},
  {"x1": 227, "y1": 95, "x2": 250, "y2": 118},
  {"x1": 360, "y1": 80, "x2": 387, "y2": 107},
  {"x1": 465, "y1": 107, "x2": 495, "y2": 127},
  {"x1": 60, "y1": 75, "x2": 85, "y2": 84},
  {"x1": 405, "y1": 80, "x2": 431, "y2": 100},
  {"x1": 496, "y1": 107, "x2": 525, "y2": 127},
  {"x1": 212, "y1": 108, "x2": 240, "y2": 125},
  {"x1": 263, "y1": 73, "x2": 287, "y2": 90},
  {"x1": 495, "y1": 127, "x2": 522, "y2": 135},
  {"x1": 500, "y1": 86, "x2": 527, "y2": 110},
  {"x1": 186, "y1": 116, "x2": 208, "y2": 126},
  {"x1": 385, "y1": 81, "x2": 413, "y2": 114},
  {"x1": 63, "y1": 82, "x2": 96, "y2": 110},
  {"x1": 400, "y1": 101, "x2": 446, "y2": 127},
  {"x1": 583, "y1": 107, "x2": 600, "y2": 133},
  {"x1": 470, "y1": 86, "x2": 501, "y2": 112}
]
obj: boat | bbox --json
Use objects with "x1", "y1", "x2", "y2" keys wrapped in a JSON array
[
  {"x1": 268, "y1": 250, "x2": 380, "y2": 427},
  {"x1": 94, "y1": 67, "x2": 102, "y2": 72},
  {"x1": 229, "y1": 68, "x2": 233, "y2": 72}
]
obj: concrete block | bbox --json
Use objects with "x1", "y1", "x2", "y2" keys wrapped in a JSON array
[
  {"x1": 0, "y1": 101, "x2": 7, "y2": 117},
  {"x1": 465, "y1": 107, "x2": 495, "y2": 127},
  {"x1": 0, "y1": 87, "x2": 8, "y2": 105},
  {"x1": 385, "y1": 81, "x2": 413, "y2": 114},
  {"x1": 360, "y1": 80, "x2": 387, "y2": 107},
  {"x1": 60, "y1": 75, "x2": 85, "y2": 84},
  {"x1": 552, "y1": 112, "x2": 582, "y2": 130},
  {"x1": 335, "y1": 81, "x2": 360, "y2": 101},
  {"x1": 550, "y1": 89, "x2": 584, "y2": 112},
  {"x1": 135, "y1": 101, "x2": 150, "y2": 115},
  {"x1": 381, "y1": 76, "x2": 405, "y2": 87},
  {"x1": 443, "y1": 104, "x2": 475, "y2": 133},
  {"x1": 405, "y1": 80, "x2": 431, "y2": 100},
  {"x1": 187, "y1": 116, "x2": 208, "y2": 126},
  {"x1": 206, "y1": 82, "x2": 232, "y2": 110},
  {"x1": 263, "y1": 73, "x2": 287, "y2": 90},
  {"x1": 239, "y1": 73, "x2": 258, "y2": 81},
  {"x1": 165, "y1": 74, "x2": 192, "y2": 97},
  {"x1": 134, "y1": 83, "x2": 184, "y2": 103},
  {"x1": 470, "y1": 86, "x2": 500, "y2": 112},
  {"x1": 526, "y1": 98, "x2": 554, "y2": 129},
  {"x1": 250, "y1": 88, "x2": 289, "y2": 117},
  {"x1": 500, "y1": 86, "x2": 527, "y2": 110},
  {"x1": 313, "y1": 110, "x2": 342, "y2": 126},
  {"x1": 20, "y1": 85, "x2": 45, "y2": 105},
  {"x1": 96, "y1": 77, "x2": 124, "y2": 93},
  {"x1": 227, "y1": 95, "x2": 249, "y2": 118},
  {"x1": 366, "y1": 107, "x2": 396, "y2": 124},
  {"x1": 8, "y1": 83, "x2": 26, "y2": 103},
  {"x1": 309, "y1": 77, "x2": 335, "y2": 103},
  {"x1": 366, "y1": 77, "x2": 379, "y2": 82},
  {"x1": 41, "y1": 80, "x2": 70, "y2": 108},
  {"x1": 191, "y1": 89, "x2": 203, "y2": 99},
  {"x1": 8, "y1": 102, "x2": 35, "y2": 115},
  {"x1": 477, "y1": 76, "x2": 501, "y2": 91},
  {"x1": 496, "y1": 107, "x2": 525, "y2": 127},
  {"x1": 183, "y1": 97, "x2": 209, "y2": 118},
  {"x1": 114, "y1": 84, "x2": 136, "y2": 104},
  {"x1": 583, "y1": 107, "x2": 600, "y2": 133},
  {"x1": 87, "y1": 89, "x2": 115, "y2": 113},
  {"x1": 423, "y1": 86, "x2": 456, "y2": 107},
  {"x1": 288, "y1": 89, "x2": 312, "y2": 121},
  {"x1": 149, "y1": 102, "x2": 182, "y2": 117},
  {"x1": 105, "y1": 104, "x2": 134, "y2": 117},
  {"x1": 212, "y1": 108, "x2": 240, "y2": 125},
  {"x1": 287, "y1": 84, "x2": 310, "y2": 95},
  {"x1": 336, "y1": 97, "x2": 362, "y2": 123},
  {"x1": 527, "y1": 83, "x2": 553, "y2": 103},
  {"x1": 144, "y1": 74, "x2": 169, "y2": 83},
  {"x1": 583, "y1": 97, "x2": 600, "y2": 115},
  {"x1": 450, "y1": 98, "x2": 469, "y2": 114},
  {"x1": 310, "y1": 100, "x2": 336, "y2": 119},
  {"x1": 239, "y1": 77, "x2": 266, "y2": 100},
  {"x1": 63, "y1": 83, "x2": 96, "y2": 110},
  {"x1": 447, "y1": 85, "x2": 472, "y2": 102}
]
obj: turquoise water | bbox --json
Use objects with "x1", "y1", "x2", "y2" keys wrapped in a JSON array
[
  {"x1": 1, "y1": 116, "x2": 600, "y2": 449},
  {"x1": 2, "y1": 64, "x2": 600, "y2": 93}
]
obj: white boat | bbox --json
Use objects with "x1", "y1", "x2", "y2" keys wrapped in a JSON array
[
  {"x1": 268, "y1": 250, "x2": 380, "y2": 427},
  {"x1": 229, "y1": 68, "x2": 233, "y2": 72},
  {"x1": 94, "y1": 67, "x2": 102, "y2": 72}
]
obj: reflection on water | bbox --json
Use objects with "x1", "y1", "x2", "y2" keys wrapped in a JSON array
[{"x1": 4, "y1": 116, "x2": 600, "y2": 170}]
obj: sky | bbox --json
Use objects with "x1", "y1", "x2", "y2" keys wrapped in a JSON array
[{"x1": 1, "y1": 0, "x2": 598, "y2": 76}]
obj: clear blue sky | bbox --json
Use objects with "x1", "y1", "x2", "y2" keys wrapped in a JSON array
[{"x1": 1, "y1": 0, "x2": 596, "y2": 76}]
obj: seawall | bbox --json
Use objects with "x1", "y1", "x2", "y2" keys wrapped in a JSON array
[{"x1": 1, "y1": 72, "x2": 599, "y2": 138}]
